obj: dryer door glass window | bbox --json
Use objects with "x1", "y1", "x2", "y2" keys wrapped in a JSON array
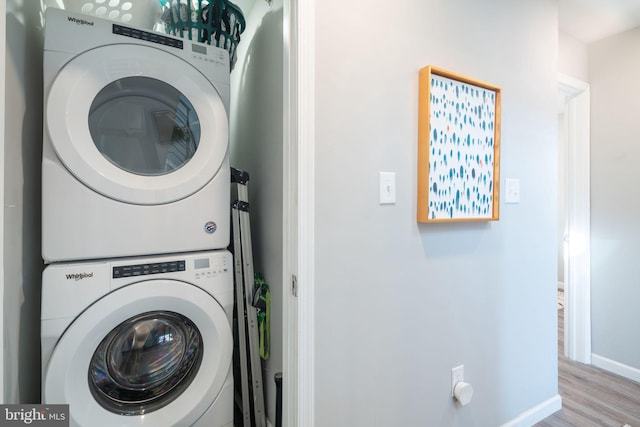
[
  {"x1": 88, "y1": 77, "x2": 201, "y2": 176},
  {"x1": 88, "y1": 311, "x2": 203, "y2": 415}
]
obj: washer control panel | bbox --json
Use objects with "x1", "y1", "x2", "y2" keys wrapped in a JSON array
[
  {"x1": 111, "y1": 253, "x2": 231, "y2": 280},
  {"x1": 193, "y1": 256, "x2": 230, "y2": 280},
  {"x1": 113, "y1": 260, "x2": 186, "y2": 279}
]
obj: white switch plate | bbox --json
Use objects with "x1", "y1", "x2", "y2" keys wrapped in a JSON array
[
  {"x1": 505, "y1": 178, "x2": 520, "y2": 204},
  {"x1": 379, "y1": 172, "x2": 396, "y2": 204},
  {"x1": 451, "y1": 365, "x2": 464, "y2": 397}
]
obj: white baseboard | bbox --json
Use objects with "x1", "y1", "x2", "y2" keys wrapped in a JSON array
[
  {"x1": 500, "y1": 394, "x2": 562, "y2": 427},
  {"x1": 592, "y1": 353, "x2": 640, "y2": 383}
]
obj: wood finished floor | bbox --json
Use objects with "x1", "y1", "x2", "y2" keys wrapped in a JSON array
[{"x1": 534, "y1": 294, "x2": 640, "y2": 427}]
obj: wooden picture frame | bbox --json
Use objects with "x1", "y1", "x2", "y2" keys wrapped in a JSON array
[{"x1": 418, "y1": 66, "x2": 501, "y2": 223}]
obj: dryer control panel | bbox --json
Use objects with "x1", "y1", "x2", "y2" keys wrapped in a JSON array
[
  {"x1": 113, "y1": 24, "x2": 184, "y2": 49},
  {"x1": 111, "y1": 22, "x2": 227, "y2": 68}
]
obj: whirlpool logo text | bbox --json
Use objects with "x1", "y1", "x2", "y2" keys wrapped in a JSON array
[
  {"x1": 67, "y1": 16, "x2": 94, "y2": 26},
  {"x1": 65, "y1": 272, "x2": 93, "y2": 281}
]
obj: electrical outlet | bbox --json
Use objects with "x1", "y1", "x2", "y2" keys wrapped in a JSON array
[
  {"x1": 505, "y1": 178, "x2": 520, "y2": 204},
  {"x1": 451, "y1": 365, "x2": 464, "y2": 397}
]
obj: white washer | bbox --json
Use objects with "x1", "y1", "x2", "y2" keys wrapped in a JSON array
[
  {"x1": 41, "y1": 250, "x2": 234, "y2": 427},
  {"x1": 42, "y1": 8, "x2": 231, "y2": 263}
]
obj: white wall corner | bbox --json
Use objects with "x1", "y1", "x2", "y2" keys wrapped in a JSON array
[{"x1": 500, "y1": 395, "x2": 562, "y2": 427}]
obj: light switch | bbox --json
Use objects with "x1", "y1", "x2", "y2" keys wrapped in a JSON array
[
  {"x1": 379, "y1": 172, "x2": 396, "y2": 204},
  {"x1": 505, "y1": 178, "x2": 520, "y2": 204}
]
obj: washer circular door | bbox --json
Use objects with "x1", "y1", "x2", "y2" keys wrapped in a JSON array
[
  {"x1": 46, "y1": 44, "x2": 228, "y2": 205},
  {"x1": 44, "y1": 280, "x2": 232, "y2": 426}
]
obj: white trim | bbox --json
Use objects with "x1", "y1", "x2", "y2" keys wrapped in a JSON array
[
  {"x1": 558, "y1": 73, "x2": 592, "y2": 364},
  {"x1": 557, "y1": 73, "x2": 589, "y2": 95},
  {"x1": 295, "y1": 0, "x2": 315, "y2": 424},
  {"x1": 499, "y1": 395, "x2": 562, "y2": 427},
  {"x1": 282, "y1": 0, "x2": 298, "y2": 425},
  {"x1": 284, "y1": 0, "x2": 315, "y2": 426},
  {"x1": 0, "y1": 0, "x2": 6, "y2": 403},
  {"x1": 592, "y1": 354, "x2": 640, "y2": 384}
]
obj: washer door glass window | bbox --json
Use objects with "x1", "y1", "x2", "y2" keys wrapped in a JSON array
[
  {"x1": 89, "y1": 77, "x2": 201, "y2": 176},
  {"x1": 88, "y1": 311, "x2": 203, "y2": 415}
]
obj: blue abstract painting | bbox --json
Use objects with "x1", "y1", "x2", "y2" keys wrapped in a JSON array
[{"x1": 427, "y1": 73, "x2": 498, "y2": 220}]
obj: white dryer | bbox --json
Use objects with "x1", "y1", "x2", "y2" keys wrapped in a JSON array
[
  {"x1": 41, "y1": 250, "x2": 234, "y2": 427},
  {"x1": 42, "y1": 8, "x2": 230, "y2": 263}
]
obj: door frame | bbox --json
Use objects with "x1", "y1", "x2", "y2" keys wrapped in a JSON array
[
  {"x1": 0, "y1": 0, "x2": 6, "y2": 402},
  {"x1": 558, "y1": 73, "x2": 591, "y2": 364},
  {"x1": 283, "y1": 0, "x2": 315, "y2": 425},
  {"x1": 0, "y1": 0, "x2": 314, "y2": 412}
]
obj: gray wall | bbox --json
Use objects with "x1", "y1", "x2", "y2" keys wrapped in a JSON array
[
  {"x1": 559, "y1": 32, "x2": 589, "y2": 82},
  {"x1": 4, "y1": 0, "x2": 43, "y2": 403},
  {"x1": 230, "y1": 0, "x2": 284, "y2": 423},
  {"x1": 589, "y1": 27, "x2": 640, "y2": 372},
  {"x1": 314, "y1": 0, "x2": 559, "y2": 425}
]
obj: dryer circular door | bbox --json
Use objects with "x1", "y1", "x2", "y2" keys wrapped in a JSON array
[
  {"x1": 46, "y1": 44, "x2": 228, "y2": 205},
  {"x1": 44, "y1": 280, "x2": 232, "y2": 426}
]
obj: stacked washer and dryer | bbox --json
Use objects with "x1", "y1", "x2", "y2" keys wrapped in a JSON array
[{"x1": 41, "y1": 8, "x2": 234, "y2": 427}]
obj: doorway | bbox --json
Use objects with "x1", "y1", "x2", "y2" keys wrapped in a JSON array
[
  {"x1": 557, "y1": 73, "x2": 591, "y2": 364},
  {"x1": 229, "y1": 0, "x2": 314, "y2": 425}
]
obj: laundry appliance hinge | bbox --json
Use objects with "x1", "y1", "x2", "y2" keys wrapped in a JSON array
[{"x1": 291, "y1": 274, "x2": 298, "y2": 297}]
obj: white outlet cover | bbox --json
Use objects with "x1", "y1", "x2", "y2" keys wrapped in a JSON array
[
  {"x1": 505, "y1": 178, "x2": 520, "y2": 204},
  {"x1": 451, "y1": 365, "x2": 464, "y2": 396},
  {"x1": 379, "y1": 172, "x2": 396, "y2": 204}
]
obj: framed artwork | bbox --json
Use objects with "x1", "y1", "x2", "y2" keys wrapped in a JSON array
[{"x1": 417, "y1": 66, "x2": 501, "y2": 223}]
